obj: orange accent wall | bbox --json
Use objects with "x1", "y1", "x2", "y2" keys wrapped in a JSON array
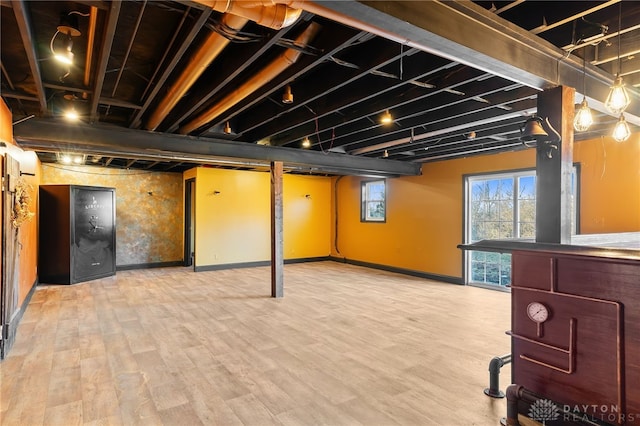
[
  {"x1": 574, "y1": 133, "x2": 640, "y2": 233},
  {"x1": 0, "y1": 99, "x2": 11, "y2": 143},
  {"x1": 332, "y1": 134, "x2": 640, "y2": 279},
  {"x1": 17, "y1": 153, "x2": 39, "y2": 305},
  {"x1": 283, "y1": 174, "x2": 331, "y2": 259},
  {"x1": 0, "y1": 98, "x2": 40, "y2": 307},
  {"x1": 186, "y1": 167, "x2": 330, "y2": 267}
]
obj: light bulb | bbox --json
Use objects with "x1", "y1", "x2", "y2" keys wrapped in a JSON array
[
  {"x1": 73, "y1": 156, "x2": 83, "y2": 164},
  {"x1": 301, "y1": 137, "x2": 311, "y2": 148},
  {"x1": 61, "y1": 155, "x2": 72, "y2": 164},
  {"x1": 612, "y1": 114, "x2": 631, "y2": 143},
  {"x1": 605, "y1": 75, "x2": 631, "y2": 115},
  {"x1": 573, "y1": 97, "x2": 593, "y2": 132},
  {"x1": 64, "y1": 108, "x2": 79, "y2": 121},
  {"x1": 380, "y1": 110, "x2": 393, "y2": 125},
  {"x1": 223, "y1": 121, "x2": 232, "y2": 134},
  {"x1": 54, "y1": 50, "x2": 74, "y2": 65}
]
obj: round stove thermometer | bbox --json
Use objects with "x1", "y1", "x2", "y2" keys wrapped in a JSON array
[
  {"x1": 527, "y1": 302, "x2": 549, "y2": 338},
  {"x1": 527, "y1": 302, "x2": 549, "y2": 323}
]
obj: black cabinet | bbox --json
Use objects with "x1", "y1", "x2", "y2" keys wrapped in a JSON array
[{"x1": 39, "y1": 185, "x2": 116, "y2": 284}]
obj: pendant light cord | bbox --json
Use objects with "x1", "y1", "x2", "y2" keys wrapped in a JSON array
[
  {"x1": 582, "y1": 56, "x2": 586, "y2": 96},
  {"x1": 617, "y1": 1, "x2": 622, "y2": 75}
]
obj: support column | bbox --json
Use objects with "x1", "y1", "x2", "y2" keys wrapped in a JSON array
[
  {"x1": 270, "y1": 161, "x2": 284, "y2": 297},
  {"x1": 535, "y1": 86, "x2": 575, "y2": 244}
]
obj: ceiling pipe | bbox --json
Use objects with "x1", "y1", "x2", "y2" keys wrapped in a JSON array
[
  {"x1": 145, "y1": 13, "x2": 249, "y2": 131},
  {"x1": 82, "y1": 6, "x2": 97, "y2": 100},
  {"x1": 179, "y1": 21, "x2": 320, "y2": 135},
  {"x1": 191, "y1": 0, "x2": 302, "y2": 30}
]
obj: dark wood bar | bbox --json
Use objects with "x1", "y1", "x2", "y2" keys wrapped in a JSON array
[{"x1": 460, "y1": 239, "x2": 640, "y2": 425}]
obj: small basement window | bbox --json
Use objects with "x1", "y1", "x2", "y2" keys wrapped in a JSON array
[{"x1": 361, "y1": 179, "x2": 386, "y2": 222}]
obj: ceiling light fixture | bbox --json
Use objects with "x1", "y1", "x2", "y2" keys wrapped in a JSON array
[
  {"x1": 301, "y1": 137, "x2": 311, "y2": 148},
  {"x1": 380, "y1": 110, "x2": 393, "y2": 125},
  {"x1": 612, "y1": 114, "x2": 631, "y2": 142},
  {"x1": 604, "y1": 2, "x2": 630, "y2": 115},
  {"x1": 282, "y1": 85, "x2": 293, "y2": 104},
  {"x1": 573, "y1": 57, "x2": 593, "y2": 132},
  {"x1": 223, "y1": 121, "x2": 232, "y2": 134},
  {"x1": 50, "y1": 11, "x2": 85, "y2": 66},
  {"x1": 51, "y1": 31, "x2": 75, "y2": 65},
  {"x1": 64, "y1": 108, "x2": 79, "y2": 121}
]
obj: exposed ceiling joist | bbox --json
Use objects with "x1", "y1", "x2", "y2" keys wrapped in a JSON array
[
  {"x1": 129, "y1": 7, "x2": 212, "y2": 129},
  {"x1": 90, "y1": 1, "x2": 120, "y2": 122},
  {"x1": 13, "y1": 119, "x2": 421, "y2": 177},
  {"x1": 11, "y1": 0, "x2": 47, "y2": 114},
  {"x1": 319, "y1": 0, "x2": 640, "y2": 126}
]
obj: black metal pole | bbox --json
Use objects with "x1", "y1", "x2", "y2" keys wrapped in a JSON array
[{"x1": 484, "y1": 353, "x2": 512, "y2": 398}]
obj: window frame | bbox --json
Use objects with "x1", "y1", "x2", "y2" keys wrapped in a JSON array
[
  {"x1": 360, "y1": 179, "x2": 386, "y2": 223},
  {"x1": 462, "y1": 166, "x2": 580, "y2": 289}
]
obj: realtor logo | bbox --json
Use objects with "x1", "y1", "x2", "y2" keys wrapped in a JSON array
[{"x1": 529, "y1": 399, "x2": 560, "y2": 425}]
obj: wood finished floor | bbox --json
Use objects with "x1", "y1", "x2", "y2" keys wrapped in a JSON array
[{"x1": 1, "y1": 261, "x2": 512, "y2": 425}]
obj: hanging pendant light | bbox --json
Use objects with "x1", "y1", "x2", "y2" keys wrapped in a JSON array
[
  {"x1": 574, "y1": 57, "x2": 593, "y2": 132},
  {"x1": 574, "y1": 98, "x2": 593, "y2": 132},
  {"x1": 612, "y1": 114, "x2": 631, "y2": 143},
  {"x1": 605, "y1": 2, "x2": 630, "y2": 115},
  {"x1": 605, "y1": 75, "x2": 631, "y2": 115}
]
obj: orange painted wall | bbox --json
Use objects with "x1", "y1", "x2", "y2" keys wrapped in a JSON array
[
  {"x1": 187, "y1": 167, "x2": 330, "y2": 267},
  {"x1": 283, "y1": 174, "x2": 331, "y2": 259},
  {"x1": 574, "y1": 133, "x2": 640, "y2": 233},
  {"x1": 0, "y1": 99, "x2": 40, "y2": 307},
  {"x1": 332, "y1": 133, "x2": 640, "y2": 279},
  {"x1": 16, "y1": 153, "x2": 39, "y2": 305},
  {"x1": 0, "y1": 98, "x2": 11, "y2": 143}
]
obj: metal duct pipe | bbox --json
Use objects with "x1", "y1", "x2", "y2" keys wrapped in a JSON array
[
  {"x1": 280, "y1": 1, "x2": 418, "y2": 47},
  {"x1": 145, "y1": 13, "x2": 249, "y2": 131},
  {"x1": 179, "y1": 21, "x2": 320, "y2": 135},
  {"x1": 82, "y1": 6, "x2": 98, "y2": 100},
  {"x1": 191, "y1": 0, "x2": 302, "y2": 30}
]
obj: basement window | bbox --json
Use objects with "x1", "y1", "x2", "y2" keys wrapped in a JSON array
[
  {"x1": 361, "y1": 180, "x2": 386, "y2": 222},
  {"x1": 464, "y1": 167, "x2": 579, "y2": 288}
]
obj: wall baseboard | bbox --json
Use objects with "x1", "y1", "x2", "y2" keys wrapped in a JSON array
[
  {"x1": 328, "y1": 256, "x2": 464, "y2": 285},
  {"x1": 116, "y1": 260, "x2": 184, "y2": 271},
  {"x1": 1, "y1": 277, "x2": 38, "y2": 360},
  {"x1": 194, "y1": 256, "x2": 331, "y2": 272}
]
